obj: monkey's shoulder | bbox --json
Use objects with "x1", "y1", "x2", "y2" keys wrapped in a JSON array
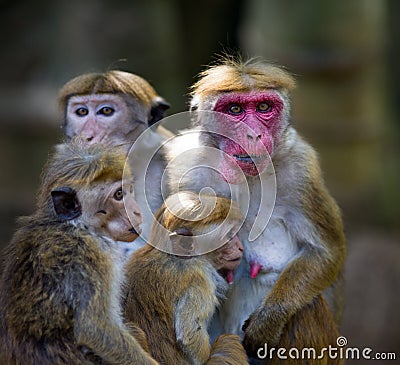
[
  {"x1": 127, "y1": 248, "x2": 215, "y2": 293},
  {"x1": 0, "y1": 217, "x2": 114, "y2": 327},
  {"x1": 273, "y1": 128, "x2": 346, "y2": 248},
  {"x1": 4, "y1": 216, "x2": 110, "y2": 281},
  {"x1": 273, "y1": 129, "x2": 318, "y2": 178}
]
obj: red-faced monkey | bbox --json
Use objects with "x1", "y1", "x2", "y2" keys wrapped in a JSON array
[
  {"x1": 59, "y1": 70, "x2": 172, "y2": 249},
  {"x1": 123, "y1": 191, "x2": 249, "y2": 365},
  {"x1": 166, "y1": 57, "x2": 347, "y2": 358},
  {"x1": 0, "y1": 141, "x2": 157, "y2": 365}
]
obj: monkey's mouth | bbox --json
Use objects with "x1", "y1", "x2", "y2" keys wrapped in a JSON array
[
  {"x1": 233, "y1": 154, "x2": 267, "y2": 164},
  {"x1": 129, "y1": 227, "x2": 141, "y2": 235},
  {"x1": 218, "y1": 268, "x2": 237, "y2": 284},
  {"x1": 219, "y1": 148, "x2": 270, "y2": 182},
  {"x1": 221, "y1": 257, "x2": 242, "y2": 271},
  {"x1": 228, "y1": 257, "x2": 242, "y2": 263}
]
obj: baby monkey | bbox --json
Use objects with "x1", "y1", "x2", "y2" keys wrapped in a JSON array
[
  {"x1": 123, "y1": 191, "x2": 249, "y2": 365},
  {"x1": 0, "y1": 140, "x2": 157, "y2": 365}
]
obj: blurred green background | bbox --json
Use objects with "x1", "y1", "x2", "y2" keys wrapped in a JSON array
[{"x1": 0, "y1": 0, "x2": 399, "y2": 363}]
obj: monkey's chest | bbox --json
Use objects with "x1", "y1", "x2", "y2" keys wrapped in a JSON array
[
  {"x1": 240, "y1": 217, "x2": 299, "y2": 275},
  {"x1": 209, "y1": 219, "x2": 299, "y2": 339}
]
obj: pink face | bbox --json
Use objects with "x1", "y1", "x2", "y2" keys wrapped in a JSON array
[
  {"x1": 65, "y1": 94, "x2": 147, "y2": 146},
  {"x1": 213, "y1": 91, "x2": 284, "y2": 183},
  {"x1": 210, "y1": 234, "x2": 244, "y2": 284}
]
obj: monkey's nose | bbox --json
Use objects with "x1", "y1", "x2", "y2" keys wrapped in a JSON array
[
  {"x1": 232, "y1": 235, "x2": 244, "y2": 251},
  {"x1": 246, "y1": 133, "x2": 262, "y2": 141},
  {"x1": 132, "y1": 210, "x2": 143, "y2": 224}
]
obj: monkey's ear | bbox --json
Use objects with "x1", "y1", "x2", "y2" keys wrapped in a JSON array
[
  {"x1": 149, "y1": 97, "x2": 170, "y2": 126},
  {"x1": 170, "y1": 227, "x2": 194, "y2": 256},
  {"x1": 51, "y1": 187, "x2": 82, "y2": 220}
]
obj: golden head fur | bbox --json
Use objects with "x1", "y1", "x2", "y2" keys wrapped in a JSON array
[
  {"x1": 37, "y1": 138, "x2": 129, "y2": 214},
  {"x1": 58, "y1": 70, "x2": 159, "y2": 112},
  {"x1": 158, "y1": 191, "x2": 241, "y2": 231},
  {"x1": 191, "y1": 57, "x2": 296, "y2": 100},
  {"x1": 149, "y1": 191, "x2": 242, "y2": 250}
]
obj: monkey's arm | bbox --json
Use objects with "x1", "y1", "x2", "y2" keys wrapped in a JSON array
[
  {"x1": 75, "y1": 302, "x2": 158, "y2": 365},
  {"x1": 266, "y1": 295, "x2": 343, "y2": 365},
  {"x1": 174, "y1": 270, "x2": 217, "y2": 364},
  {"x1": 243, "y1": 161, "x2": 346, "y2": 355},
  {"x1": 206, "y1": 334, "x2": 249, "y2": 365},
  {"x1": 125, "y1": 322, "x2": 152, "y2": 354}
]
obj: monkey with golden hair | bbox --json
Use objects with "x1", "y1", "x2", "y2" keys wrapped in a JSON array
[
  {"x1": 123, "y1": 191, "x2": 249, "y2": 365},
  {"x1": 0, "y1": 140, "x2": 157, "y2": 365},
  {"x1": 166, "y1": 57, "x2": 346, "y2": 362}
]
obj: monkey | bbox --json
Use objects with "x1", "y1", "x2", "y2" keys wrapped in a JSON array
[
  {"x1": 123, "y1": 191, "x2": 249, "y2": 365},
  {"x1": 58, "y1": 70, "x2": 171, "y2": 145},
  {"x1": 0, "y1": 140, "x2": 158, "y2": 365},
  {"x1": 165, "y1": 57, "x2": 347, "y2": 359},
  {"x1": 58, "y1": 70, "x2": 172, "y2": 250}
]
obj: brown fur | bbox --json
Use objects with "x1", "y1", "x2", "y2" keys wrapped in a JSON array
[
  {"x1": 206, "y1": 334, "x2": 250, "y2": 365},
  {"x1": 237, "y1": 271, "x2": 345, "y2": 365},
  {"x1": 260, "y1": 295, "x2": 343, "y2": 365},
  {"x1": 0, "y1": 141, "x2": 156, "y2": 365},
  {"x1": 123, "y1": 192, "x2": 248, "y2": 365}
]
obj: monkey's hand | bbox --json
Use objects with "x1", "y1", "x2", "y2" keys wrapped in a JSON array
[{"x1": 242, "y1": 304, "x2": 287, "y2": 357}]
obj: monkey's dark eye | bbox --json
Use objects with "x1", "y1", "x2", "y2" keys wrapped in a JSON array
[
  {"x1": 228, "y1": 104, "x2": 243, "y2": 115},
  {"x1": 257, "y1": 102, "x2": 270, "y2": 112},
  {"x1": 113, "y1": 188, "x2": 124, "y2": 201},
  {"x1": 76, "y1": 107, "x2": 88, "y2": 116},
  {"x1": 98, "y1": 106, "x2": 115, "y2": 116}
]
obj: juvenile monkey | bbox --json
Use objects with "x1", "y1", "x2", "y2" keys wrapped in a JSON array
[
  {"x1": 166, "y1": 57, "x2": 346, "y2": 357},
  {"x1": 59, "y1": 70, "x2": 172, "y2": 247},
  {"x1": 0, "y1": 141, "x2": 157, "y2": 365},
  {"x1": 123, "y1": 191, "x2": 249, "y2": 365}
]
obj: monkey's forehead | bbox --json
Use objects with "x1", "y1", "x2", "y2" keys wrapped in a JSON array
[
  {"x1": 192, "y1": 63, "x2": 296, "y2": 99},
  {"x1": 213, "y1": 91, "x2": 284, "y2": 105},
  {"x1": 67, "y1": 93, "x2": 126, "y2": 105}
]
